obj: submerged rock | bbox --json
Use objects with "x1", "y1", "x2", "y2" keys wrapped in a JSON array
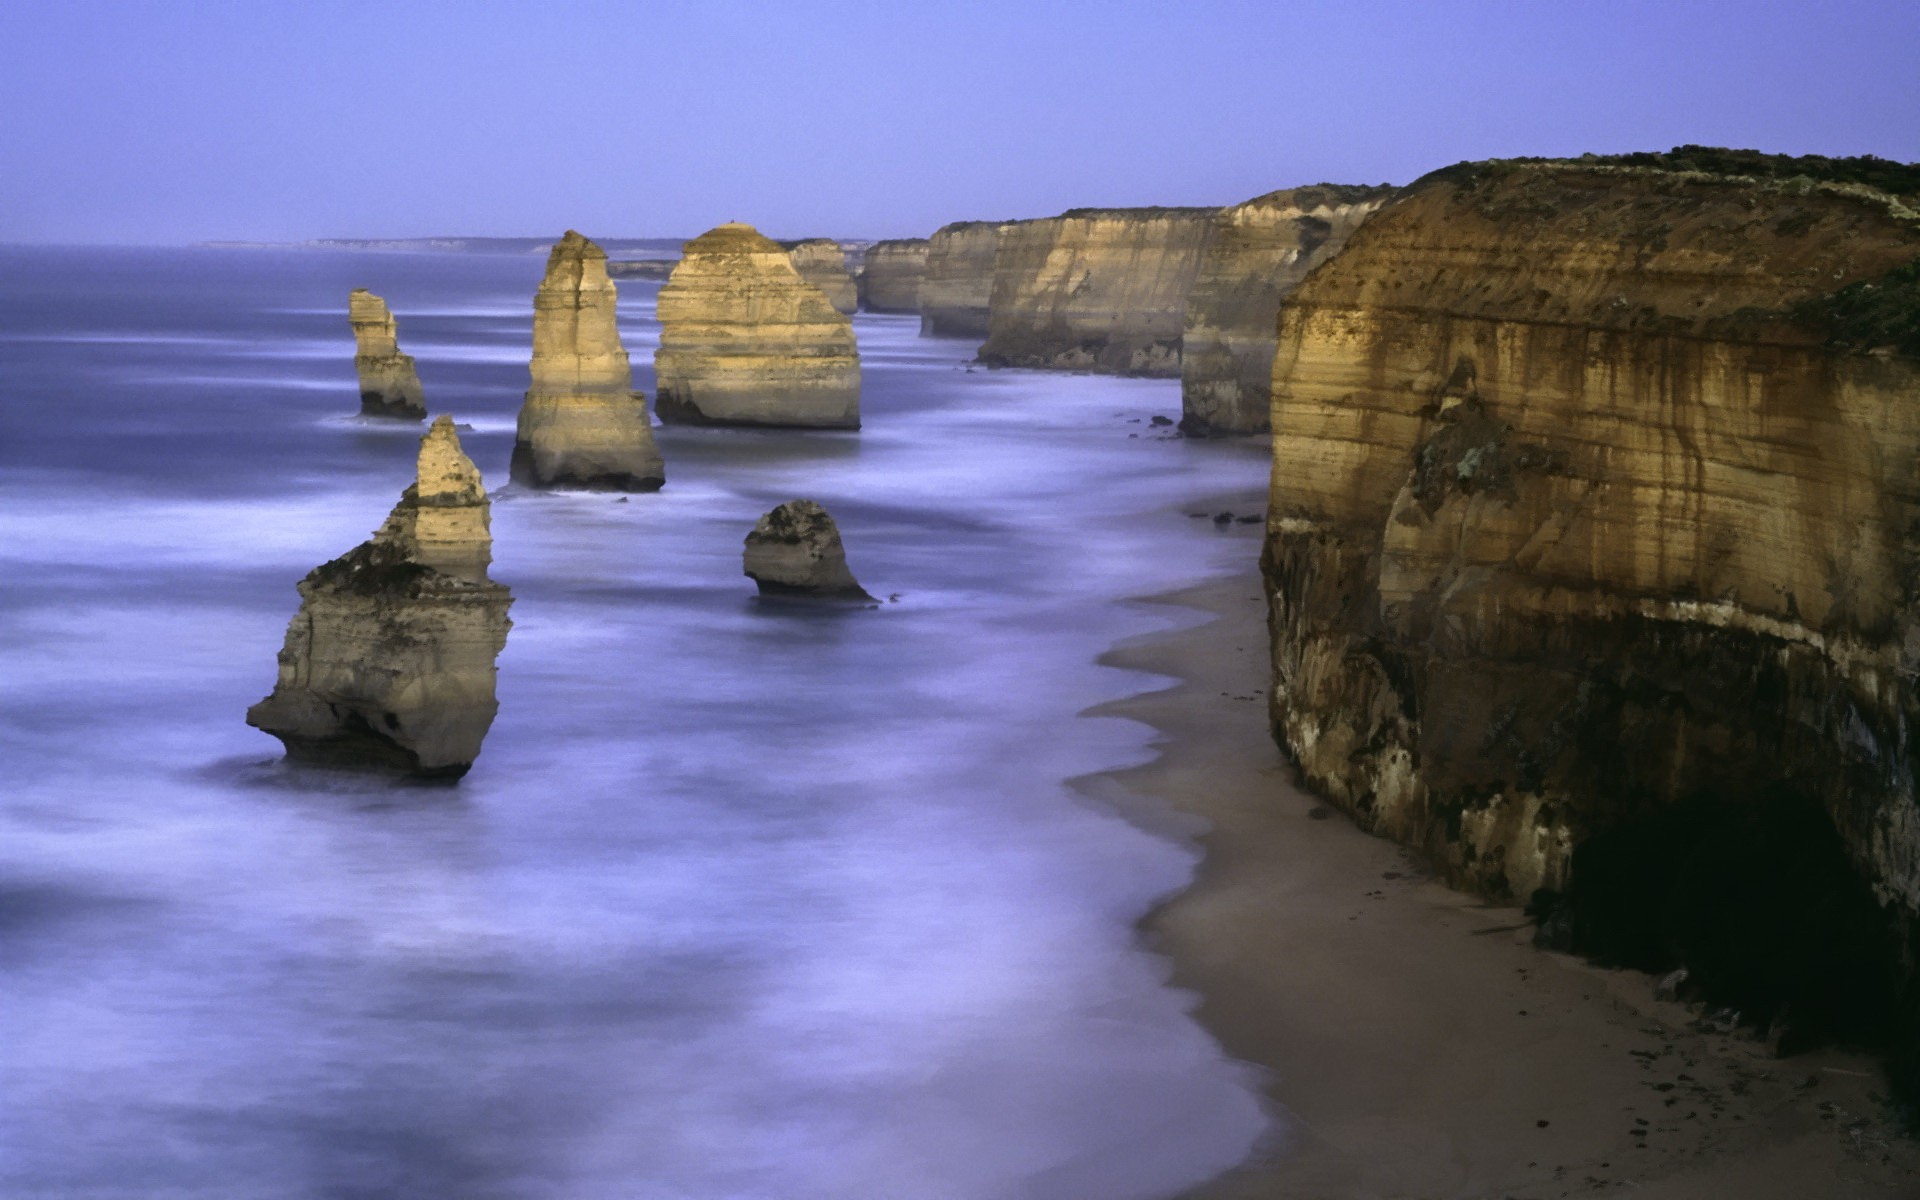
[
  {"x1": 919, "y1": 221, "x2": 1004, "y2": 338},
  {"x1": 655, "y1": 223, "x2": 861, "y2": 429},
  {"x1": 859, "y1": 237, "x2": 929, "y2": 312},
  {"x1": 248, "y1": 416, "x2": 513, "y2": 777},
  {"x1": 1179, "y1": 185, "x2": 1391, "y2": 435},
  {"x1": 978, "y1": 206, "x2": 1219, "y2": 376},
  {"x1": 778, "y1": 238, "x2": 860, "y2": 314},
  {"x1": 743, "y1": 499, "x2": 872, "y2": 601},
  {"x1": 511, "y1": 230, "x2": 665, "y2": 491},
  {"x1": 348, "y1": 289, "x2": 426, "y2": 419}
]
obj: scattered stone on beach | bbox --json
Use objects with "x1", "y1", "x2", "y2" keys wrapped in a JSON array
[
  {"x1": 348, "y1": 289, "x2": 426, "y2": 419},
  {"x1": 655, "y1": 223, "x2": 861, "y2": 429},
  {"x1": 742, "y1": 499, "x2": 873, "y2": 601},
  {"x1": 247, "y1": 416, "x2": 513, "y2": 777},
  {"x1": 511, "y1": 230, "x2": 665, "y2": 490}
]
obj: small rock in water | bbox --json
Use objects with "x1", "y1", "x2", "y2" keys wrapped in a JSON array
[
  {"x1": 743, "y1": 499, "x2": 874, "y2": 602},
  {"x1": 1212, "y1": 512, "x2": 1234, "y2": 526},
  {"x1": 1149, "y1": 415, "x2": 1173, "y2": 426}
]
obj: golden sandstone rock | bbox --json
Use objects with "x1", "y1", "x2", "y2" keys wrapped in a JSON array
[
  {"x1": 1178, "y1": 185, "x2": 1391, "y2": 435},
  {"x1": 859, "y1": 238, "x2": 929, "y2": 313},
  {"x1": 510, "y1": 231, "x2": 665, "y2": 490},
  {"x1": 1262, "y1": 153, "x2": 1920, "y2": 936},
  {"x1": 348, "y1": 288, "x2": 425, "y2": 419},
  {"x1": 654, "y1": 223, "x2": 861, "y2": 429},
  {"x1": 977, "y1": 207, "x2": 1218, "y2": 376},
  {"x1": 742, "y1": 499, "x2": 873, "y2": 601},
  {"x1": 778, "y1": 238, "x2": 860, "y2": 314},
  {"x1": 919, "y1": 221, "x2": 1003, "y2": 338},
  {"x1": 248, "y1": 416, "x2": 512, "y2": 777}
]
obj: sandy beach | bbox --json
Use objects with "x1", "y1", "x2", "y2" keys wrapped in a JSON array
[{"x1": 1084, "y1": 492, "x2": 1920, "y2": 1200}]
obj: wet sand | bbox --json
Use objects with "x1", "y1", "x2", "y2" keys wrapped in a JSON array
[{"x1": 1084, "y1": 509, "x2": 1920, "y2": 1199}]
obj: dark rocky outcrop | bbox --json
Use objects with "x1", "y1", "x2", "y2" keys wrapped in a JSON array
[
  {"x1": 348, "y1": 289, "x2": 426, "y2": 419},
  {"x1": 743, "y1": 499, "x2": 872, "y2": 601},
  {"x1": 248, "y1": 416, "x2": 512, "y2": 778}
]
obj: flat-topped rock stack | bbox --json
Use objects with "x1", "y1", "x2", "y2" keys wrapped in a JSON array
[
  {"x1": 654, "y1": 222, "x2": 861, "y2": 429},
  {"x1": 919, "y1": 221, "x2": 1004, "y2": 338},
  {"x1": 348, "y1": 289, "x2": 426, "y2": 419},
  {"x1": 248, "y1": 416, "x2": 513, "y2": 778},
  {"x1": 859, "y1": 238, "x2": 929, "y2": 312},
  {"x1": 778, "y1": 238, "x2": 860, "y2": 314},
  {"x1": 1179, "y1": 184, "x2": 1392, "y2": 435},
  {"x1": 511, "y1": 230, "x2": 665, "y2": 491}
]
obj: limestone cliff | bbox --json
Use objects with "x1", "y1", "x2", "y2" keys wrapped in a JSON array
[
  {"x1": 654, "y1": 223, "x2": 861, "y2": 429},
  {"x1": 248, "y1": 416, "x2": 512, "y2": 777},
  {"x1": 743, "y1": 499, "x2": 873, "y2": 600},
  {"x1": 778, "y1": 238, "x2": 860, "y2": 315},
  {"x1": 348, "y1": 289, "x2": 426, "y2": 419},
  {"x1": 511, "y1": 231, "x2": 666, "y2": 491},
  {"x1": 919, "y1": 221, "x2": 1004, "y2": 338},
  {"x1": 1178, "y1": 185, "x2": 1391, "y2": 435},
  {"x1": 860, "y1": 238, "x2": 929, "y2": 312},
  {"x1": 1262, "y1": 149, "x2": 1920, "y2": 1034}
]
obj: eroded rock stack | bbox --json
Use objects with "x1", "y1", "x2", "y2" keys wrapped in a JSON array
[
  {"x1": 1262, "y1": 150, "x2": 1920, "y2": 1019},
  {"x1": 743, "y1": 499, "x2": 872, "y2": 600},
  {"x1": 860, "y1": 238, "x2": 929, "y2": 312},
  {"x1": 977, "y1": 206, "x2": 1218, "y2": 376},
  {"x1": 1179, "y1": 185, "x2": 1391, "y2": 435},
  {"x1": 248, "y1": 416, "x2": 512, "y2": 777},
  {"x1": 655, "y1": 223, "x2": 861, "y2": 429},
  {"x1": 348, "y1": 289, "x2": 426, "y2": 419},
  {"x1": 919, "y1": 221, "x2": 1004, "y2": 338},
  {"x1": 779, "y1": 238, "x2": 860, "y2": 314},
  {"x1": 511, "y1": 230, "x2": 665, "y2": 490}
]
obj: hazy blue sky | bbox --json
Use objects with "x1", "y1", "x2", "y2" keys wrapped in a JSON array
[{"x1": 3, "y1": 0, "x2": 1916, "y2": 243}]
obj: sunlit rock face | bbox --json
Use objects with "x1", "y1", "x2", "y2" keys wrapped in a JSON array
[
  {"x1": 510, "y1": 230, "x2": 665, "y2": 491},
  {"x1": 654, "y1": 222, "x2": 861, "y2": 429},
  {"x1": 1263, "y1": 152, "x2": 1920, "y2": 934},
  {"x1": 348, "y1": 289, "x2": 426, "y2": 419},
  {"x1": 743, "y1": 499, "x2": 873, "y2": 601},
  {"x1": 248, "y1": 416, "x2": 513, "y2": 778},
  {"x1": 860, "y1": 238, "x2": 929, "y2": 313},
  {"x1": 778, "y1": 238, "x2": 860, "y2": 314},
  {"x1": 977, "y1": 207, "x2": 1218, "y2": 376},
  {"x1": 1178, "y1": 185, "x2": 1392, "y2": 435},
  {"x1": 919, "y1": 221, "x2": 1004, "y2": 338}
]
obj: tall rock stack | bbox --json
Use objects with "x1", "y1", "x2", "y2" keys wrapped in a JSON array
[
  {"x1": 1178, "y1": 185, "x2": 1392, "y2": 435},
  {"x1": 348, "y1": 289, "x2": 426, "y2": 419},
  {"x1": 919, "y1": 221, "x2": 1004, "y2": 338},
  {"x1": 859, "y1": 238, "x2": 929, "y2": 312},
  {"x1": 654, "y1": 222, "x2": 861, "y2": 429},
  {"x1": 248, "y1": 416, "x2": 513, "y2": 778},
  {"x1": 510, "y1": 230, "x2": 665, "y2": 491},
  {"x1": 778, "y1": 238, "x2": 860, "y2": 314},
  {"x1": 1261, "y1": 150, "x2": 1920, "y2": 1025},
  {"x1": 977, "y1": 206, "x2": 1218, "y2": 376}
]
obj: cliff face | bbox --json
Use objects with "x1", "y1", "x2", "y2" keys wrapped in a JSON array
[
  {"x1": 654, "y1": 223, "x2": 861, "y2": 429},
  {"x1": 778, "y1": 239, "x2": 859, "y2": 315},
  {"x1": 977, "y1": 207, "x2": 1219, "y2": 376},
  {"x1": 1179, "y1": 186, "x2": 1391, "y2": 435},
  {"x1": 1262, "y1": 153, "x2": 1920, "y2": 1025},
  {"x1": 860, "y1": 238, "x2": 928, "y2": 313},
  {"x1": 919, "y1": 221, "x2": 1003, "y2": 338},
  {"x1": 348, "y1": 289, "x2": 426, "y2": 419},
  {"x1": 511, "y1": 231, "x2": 665, "y2": 491},
  {"x1": 248, "y1": 416, "x2": 512, "y2": 778}
]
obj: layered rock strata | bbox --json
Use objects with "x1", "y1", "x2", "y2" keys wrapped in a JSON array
[
  {"x1": 976, "y1": 206, "x2": 1218, "y2": 376},
  {"x1": 919, "y1": 221, "x2": 1004, "y2": 338},
  {"x1": 348, "y1": 289, "x2": 426, "y2": 419},
  {"x1": 778, "y1": 238, "x2": 860, "y2": 314},
  {"x1": 1262, "y1": 150, "x2": 1920, "y2": 1029},
  {"x1": 859, "y1": 238, "x2": 929, "y2": 312},
  {"x1": 248, "y1": 416, "x2": 512, "y2": 777},
  {"x1": 654, "y1": 223, "x2": 861, "y2": 429},
  {"x1": 1178, "y1": 185, "x2": 1392, "y2": 435},
  {"x1": 743, "y1": 499, "x2": 872, "y2": 600},
  {"x1": 511, "y1": 231, "x2": 665, "y2": 490}
]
